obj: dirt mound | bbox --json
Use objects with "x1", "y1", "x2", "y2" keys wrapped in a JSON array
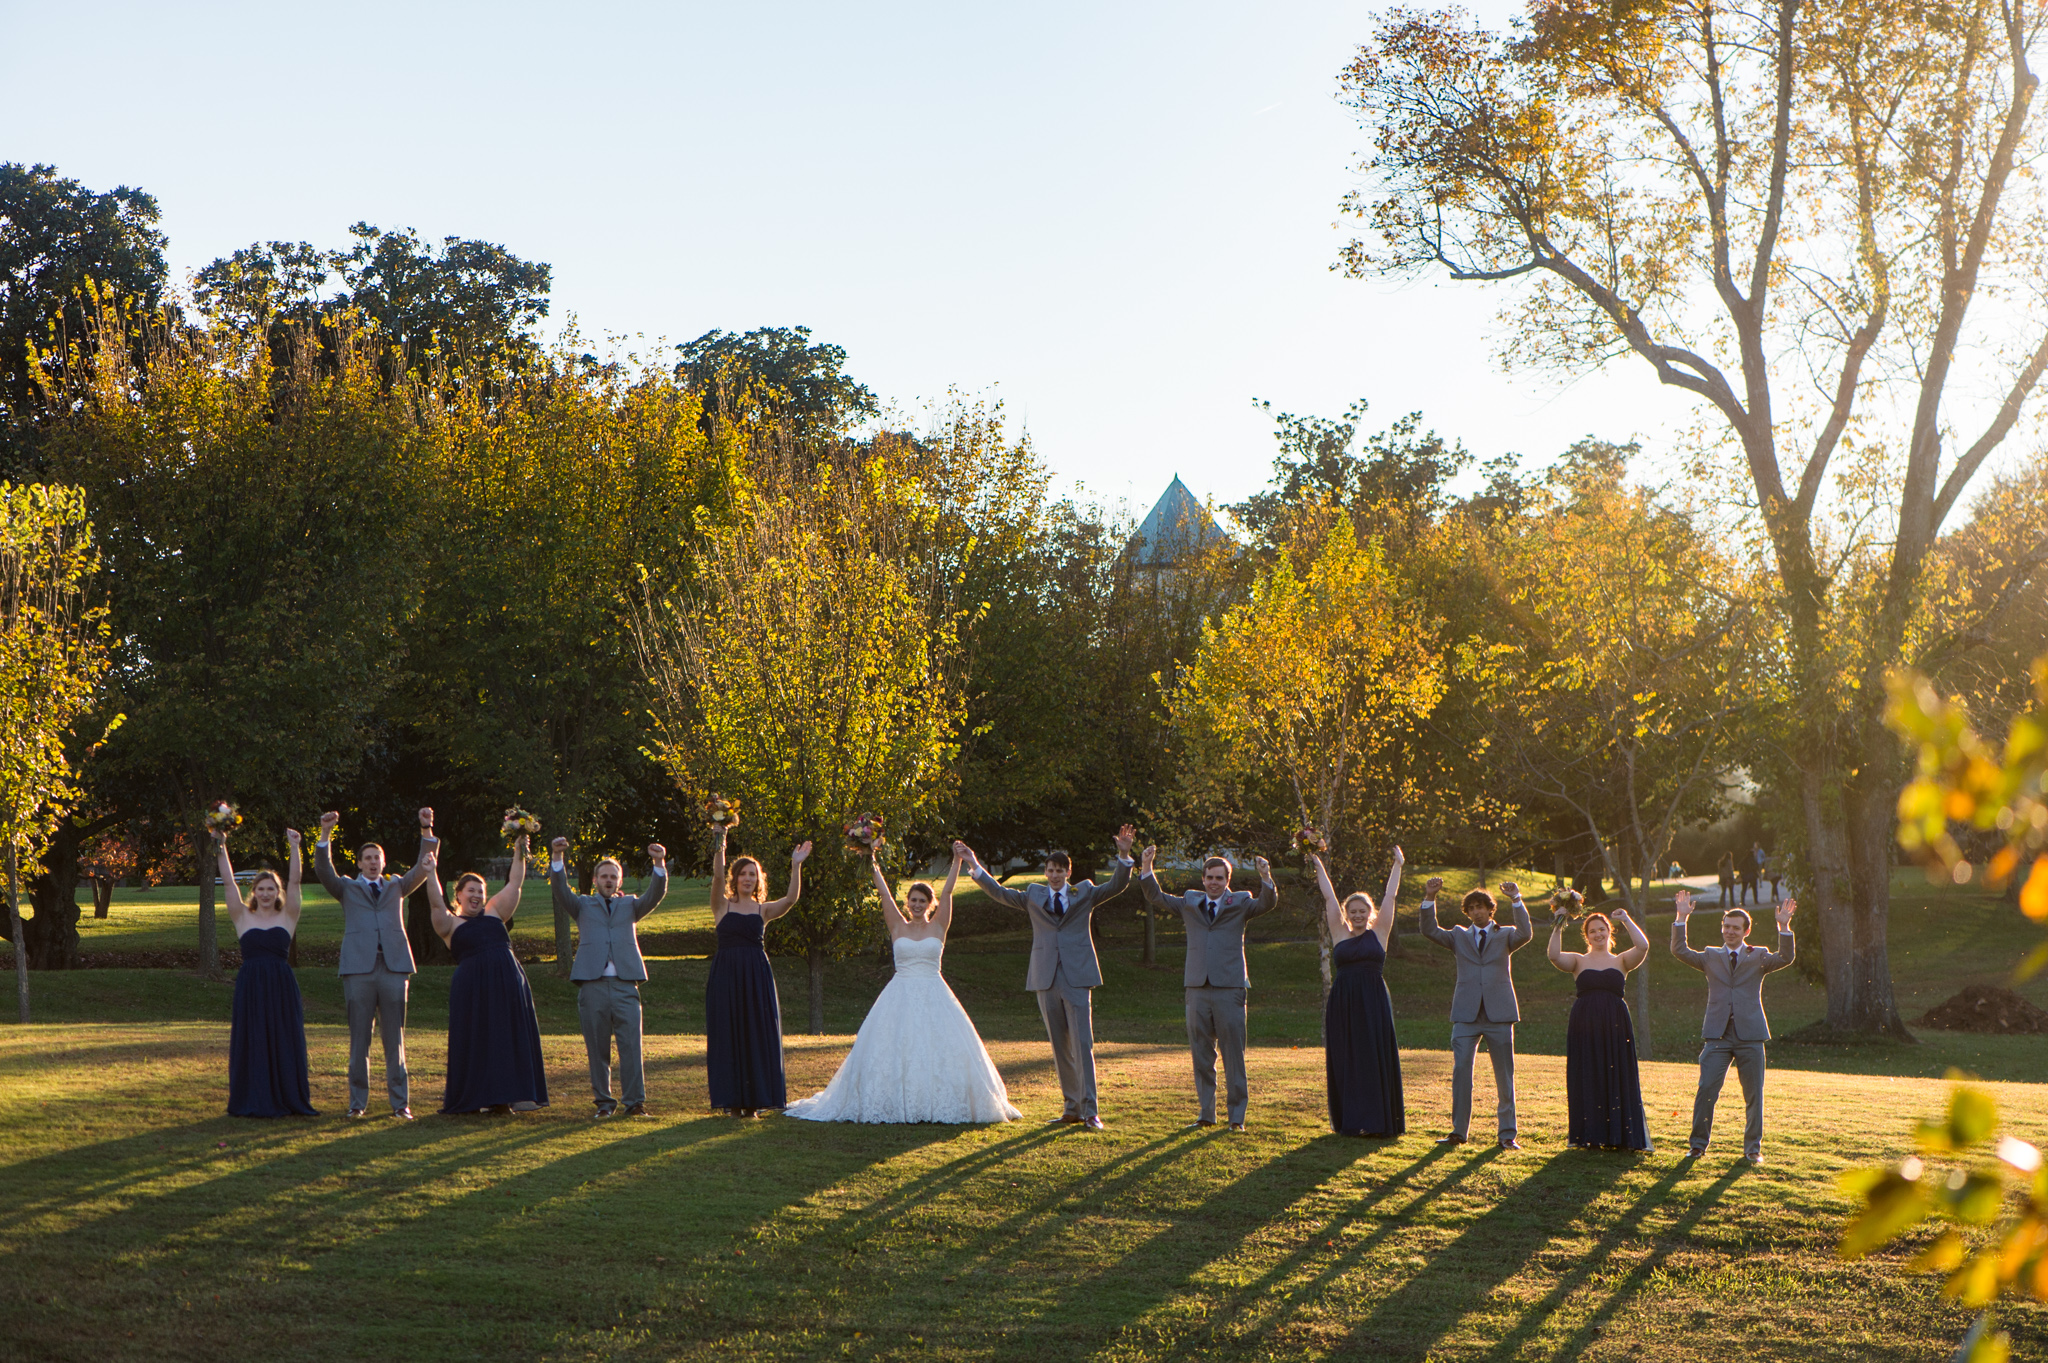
[{"x1": 1919, "y1": 985, "x2": 2048, "y2": 1035}]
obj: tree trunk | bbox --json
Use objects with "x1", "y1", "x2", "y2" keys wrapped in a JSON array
[
  {"x1": 197, "y1": 837, "x2": 220, "y2": 979},
  {"x1": 1142, "y1": 903, "x2": 1155, "y2": 965},
  {"x1": 8, "y1": 843, "x2": 28, "y2": 1023},
  {"x1": 1632, "y1": 869, "x2": 1652, "y2": 1063},
  {"x1": 1840, "y1": 756, "x2": 1913, "y2": 1039},
  {"x1": 92, "y1": 876, "x2": 112, "y2": 918},
  {"x1": 1800, "y1": 762, "x2": 1855, "y2": 1027},
  {"x1": 807, "y1": 943, "x2": 825, "y2": 1035},
  {"x1": 26, "y1": 819, "x2": 84, "y2": 970}
]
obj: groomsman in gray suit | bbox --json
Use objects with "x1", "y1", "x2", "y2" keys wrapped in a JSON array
[
  {"x1": 1139, "y1": 846, "x2": 1278, "y2": 1131},
  {"x1": 315, "y1": 808, "x2": 440, "y2": 1119},
  {"x1": 1671, "y1": 888, "x2": 1797, "y2": 1164},
  {"x1": 550, "y1": 837, "x2": 669, "y2": 1118},
  {"x1": 1418, "y1": 877, "x2": 1534, "y2": 1148},
  {"x1": 957, "y1": 826, "x2": 1135, "y2": 1130}
]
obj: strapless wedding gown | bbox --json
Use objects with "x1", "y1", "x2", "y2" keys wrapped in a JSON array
[{"x1": 785, "y1": 935, "x2": 1021, "y2": 1123}]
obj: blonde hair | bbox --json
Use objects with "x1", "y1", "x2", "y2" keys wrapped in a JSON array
[
  {"x1": 727, "y1": 856, "x2": 765, "y2": 902},
  {"x1": 247, "y1": 869, "x2": 284, "y2": 908},
  {"x1": 1342, "y1": 892, "x2": 1376, "y2": 930}
]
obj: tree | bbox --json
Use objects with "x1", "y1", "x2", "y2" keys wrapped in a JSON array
[
  {"x1": 0, "y1": 483, "x2": 108, "y2": 1019},
  {"x1": 1460, "y1": 446, "x2": 1752, "y2": 1055},
  {"x1": 673, "y1": 326, "x2": 877, "y2": 440},
  {"x1": 1162, "y1": 515, "x2": 1443, "y2": 996},
  {"x1": 0, "y1": 163, "x2": 167, "y2": 470},
  {"x1": 634, "y1": 437, "x2": 965, "y2": 1031},
  {"x1": 1340, "y1": 0, "x2": 2048, "y2": 1035},
  {"x1": 38, "y1": 308, "x2": 435, "y2": 973}
]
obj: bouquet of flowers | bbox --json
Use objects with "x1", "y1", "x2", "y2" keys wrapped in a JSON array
[
  {"x1": 204, "y1": 802, "x2": 241, "y2": 836},
  {"x1": 703, "y1": 795, "x2": 741, "y2": 830},
  {"x1": 842, "y1": 813, "x2": 886, "y2": 856},
  {"x1": 500, "y1": 806, "x2": 542, "y2": 846},
  {"x1": 1550, "y1": 888, "x2": 1585, "y2": 924},
  {"x1": 1293, "y1": 826, "x2": 1329, "y2": 855}
]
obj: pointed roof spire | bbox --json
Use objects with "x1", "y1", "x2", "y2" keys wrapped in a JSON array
[{"x1": 1134, "y1": 476, "x2": 1230, "y2": 567}]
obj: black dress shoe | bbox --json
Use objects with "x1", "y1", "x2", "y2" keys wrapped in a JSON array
[
  {"x1": 1229, "y1": 1122, "x2": 1246, "y2": 1132},
  {"x1": 623, "y1": 1103, "x2": 650, "y2": 1118},
  {"x1": 347, "y1": 1107, "x2": 368, "y2": 1119},
  {"x1": 1436, "y1": 1134, "x2": 1468, "y2": 1145},
  {"x1": 394, "y1": 1108, "x2": 415, "y2": 1121},
  {"x1": 1498, "y1": 1137, "x2": 1521, "y2": 1150}
]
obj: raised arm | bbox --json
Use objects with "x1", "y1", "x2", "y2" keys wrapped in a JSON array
[
  {"x1": 1246, "y1": 857, "x2": 1278, "y2": 919},
  {"x1": 424, "y1": 855, "x2": 459, "y2": 945},
  {"x1": 869, "y1": 848, "x2": 906, "y2": 933},
  {"x1": 1373, "y1": 847, "x2": 1405, "y2": 948},
  {"x1": 488, "y1": 836, "x2": 529, "y2": 920},
  {"x1": 313, "y1": 812, "x2": 347, "y2": 898},
  {"x1": 1416, "y1": 876, "x2": 1455, "y2": 948},
  {"x1": 214, "y1": 833, "x2": 248, "y2": 925},
  {"x1": 548, "y1": 837, "x2": 582, "y2": 920},
  {"x1": 709, "y1": 827, "x2": 729, "y2": 921},
  {"x1": 631, "y1": 842, "x2": 669, "y2": 921},
  {"x1": 1758, "y1": 898, "x2": 1797, "y2": 971},
  {"x1": 1094, "y1": 824, "x2": 1137, "y2": 902},
  {"x1": 282, "y1": 828, "x2": 304, "y2": 927},
  {"x1": 1546, "y1": 914, "x2": 1579, "y2": 973},
  {"x1": 1309, "y1": 852, "x2": 1348, "y2": 943},
  {"x1": 1137, "y1": 845, "x2": 1176, "y2": 911},
  {"x1": 1612, "y1": 908, "x2": 1649, "y2": 970},
  {"x1": 1498, "y1": 883, "x2": 1534, "y2": 948},
  {"x1": 1669, "y1": 889, "x2": 1706, "y2": 969},
  {"x1": 763, "y1": 842, "x2": 812, "y2": 921},
  {"x1": 956, "y1": 842, "x2": 1030, "y2": 911},
  {"x1": 389, "y1": 808, "x2": 441, "y2": 896},
  {"x1": 933, "y1": 849, "x2": 962, "y2": 936}
]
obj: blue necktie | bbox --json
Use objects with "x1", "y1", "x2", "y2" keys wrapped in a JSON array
[
  {"x1": 1051, "y1": 892, "x2": 1066, "y2": 919},
  {"x1": 1476, "y1": 928, "x2": 1488, "y2": 953},
  {"x1": 1206, "y1": 899, "x2": 1218, "y2": 923}
]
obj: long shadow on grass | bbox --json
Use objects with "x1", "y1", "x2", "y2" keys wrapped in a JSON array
[
  {"x1": 1338, "y1": 1150, "x2": 1637, "y2": 1357},
  {"x1": 1482, "y1": 1161, "x2": 1747, "y2": 1361}
]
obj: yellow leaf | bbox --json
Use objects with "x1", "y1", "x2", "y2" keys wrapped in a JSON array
[
  {"x1": 1946, "y1": 1250, "x2": 2002, "y2": 1307},
  {"x1": 2019, "y1": 857, "x2": 2048, "y2": 923},
  {"x1": 1912, "y1": 1230, "x2": 1966, "y2": 1272}
]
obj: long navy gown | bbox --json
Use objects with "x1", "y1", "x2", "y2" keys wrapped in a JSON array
[
  {"x1": 228, "y1": 925, "x2": 317, "y2": 1117},
  {"x1": 705, "y1": 911, "x2": 786, "y2": 1110},
  {"x1": 441, "y1": 914, "x2": 549, "y2": 1113},
  {"x1": 1324, "y1": 931, "x2": 1404, "y2": 1136},
  {"x1": 1565, "y1": 967, "x2": 1652, "y2": 1150}
]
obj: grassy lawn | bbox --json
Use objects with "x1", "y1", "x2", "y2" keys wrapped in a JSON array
[
  {"x1": 2, "y1": 1028, "x2": 2044, "y2": 1362},
  {"x1": 3, "y1": 866, "x2": 2043, "y2": 1359}
]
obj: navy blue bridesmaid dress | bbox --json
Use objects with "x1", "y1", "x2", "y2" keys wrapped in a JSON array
[
  {"x1": 705, "y1": 911, "x2": 786, "y2": 1110},
  {"x1": 228, "y1": 924, "x2": 317, "y2": 1117},
  {"x1": 1324, "y1": 931, "x2": 1404, "y2": 1136},
  {"x1": 1565, "y1": 967, "x2": 1652, "y2": 1150},
  {"x1": 441, "y1": 914, "x2": 549, "y2": 1113}
]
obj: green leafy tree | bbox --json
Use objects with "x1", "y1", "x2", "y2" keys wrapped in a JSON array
[
  {"x1": 0, "y1": 482, "x2": 108, "y2": 1019},
  {"x1": 39, "y1": 308, "x2": 435, "y2": 973},
  {"x1": 634, "y1": 439, "x2": 964, "y2": 1031},
  {"x1": 673, "y1": 326, "x2": 877, "y2": 440},
  {"x1": 1163, "y1": 515, "x2": 1443, "y2": 994},
  {"x1": 1339, "y1": 0, "x2": 2048, "y2": 1037}
]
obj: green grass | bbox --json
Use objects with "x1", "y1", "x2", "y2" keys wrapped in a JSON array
[{"x1": 4, "y1": 868, "x2": 2044, "y2": 1359}]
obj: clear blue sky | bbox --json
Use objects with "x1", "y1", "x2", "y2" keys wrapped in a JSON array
[{"x1": 6, "y1": 0, "x2": 1685, "y2": 514}]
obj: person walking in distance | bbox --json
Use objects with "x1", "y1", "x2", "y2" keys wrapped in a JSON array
[
  {"x1": 1671, "y1": 888, "x2": 1797, "y2": 1164},
  {"x1": 1418, "y1": 878, "x2": 1534, "y2": 1149},
  {"x1": 550, "y1": 837, "x2": 670, "y2": 1118},
  {"x1": 315, "y1": 808, "x2": 440, "y2": 1119},
  {"x1": 957, "y1": 828, "x2": 1134, "y2": 1129},
  {"x1": 1138, "y1": 846, "x2": 1278, "y2": 1132}
]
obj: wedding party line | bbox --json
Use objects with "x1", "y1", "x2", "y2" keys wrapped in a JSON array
[{"x1": 215, "y1": 803, "x2": 1798, "y2": 1160}]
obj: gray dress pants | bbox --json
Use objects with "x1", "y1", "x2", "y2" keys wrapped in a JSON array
[
  {"x1": 1691, "y1": 1031, "x2": 1766, "y2": 1156},
  {"x1": 1448, "y1": 1007, "x2": 1517, "y2": 1140},
  {"x1": 1186, "y1": 985, "x2": 1249, "y2": 1124},
  {"x1": 342, "y1": 953, "x2": 410, "y2": 1113},
  {"x1": 1036, "y1": 964, "x2": 1097, "y2": 1119},
  {"x1": 578, "y1": 976, "x2": 645, "y2": 1111}
]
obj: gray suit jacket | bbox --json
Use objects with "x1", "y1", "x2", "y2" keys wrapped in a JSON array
[
  {"x1": 1673, "y1": 925, "x2": 1794, "y2": 1041},
  {"x1": 972, "y1": 859, "x2": 1131, "y2": 991},
  {"x1": 317, "y1": 841, "x2": 434, "y2": 975},
  {"x1": 1419, "y1": 898, "x2": 1534, "y2": 1023},
  {"x1": 1140, "y1": 875, "x2": 1279, "y2": 988},
  {"x1": 551, "y1": 863, "x2": 668, "y2": 982}
]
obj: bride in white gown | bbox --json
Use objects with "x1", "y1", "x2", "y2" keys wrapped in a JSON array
[{"x1": 786, "y1": 846, "x2": 1021, "y2": 1124}]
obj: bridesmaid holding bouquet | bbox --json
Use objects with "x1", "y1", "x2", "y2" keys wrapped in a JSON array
[
  {"x1": 705, "y1": 807, "x2": 811, "y2": 1117},
  {"x1": 213, "y1": 817, "x2": 317, "y2": 1118},
  {"x1": 427, "y1": 832, "x2": 548, "y2": 1115}
]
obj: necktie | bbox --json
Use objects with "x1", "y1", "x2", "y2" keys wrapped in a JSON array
[
  {"x1": 1052, "y1": 891, "x2": 1066, "y2": 919},
  {"x1": 1476, "y1": 927, "x2": 1488, "y2": 953},
  {"x1": 367, "y1": 879, "x2": 381, "y2": 904},
  {"x1": 1206, "y1": 899, "x2": 1218, "y2": 923},
  {"x1": 1728, "y1": 949, "x2": 1738, "y2": 972}
]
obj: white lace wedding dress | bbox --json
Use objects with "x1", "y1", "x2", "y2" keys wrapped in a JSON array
[{"x1": 785, "y1": 935, "x2": 1021, "y2": 1123}]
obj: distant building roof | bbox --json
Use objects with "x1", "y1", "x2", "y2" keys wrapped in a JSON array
[{"x1": 1133, "y1": 476, "x2": 1230, "y2": 567}]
